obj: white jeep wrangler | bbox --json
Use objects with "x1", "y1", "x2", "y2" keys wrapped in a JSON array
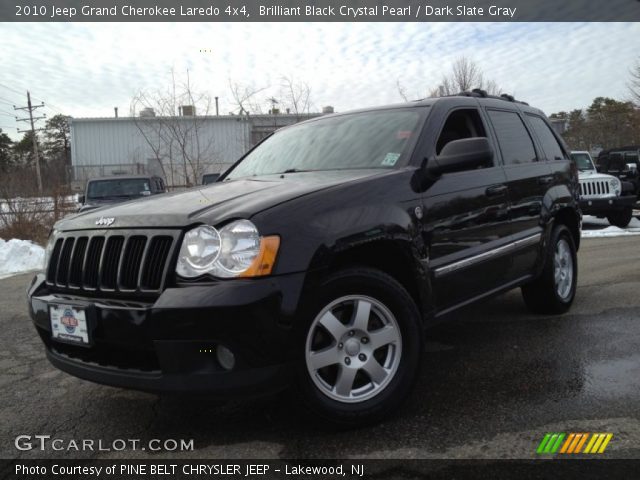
[{"x1": 572, "y1": 151, "x2": 637, "y2": 228}]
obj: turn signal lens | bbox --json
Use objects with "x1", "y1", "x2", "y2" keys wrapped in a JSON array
[{"x1": 240, "y1": 236, "x2": 280, "y2": 277}]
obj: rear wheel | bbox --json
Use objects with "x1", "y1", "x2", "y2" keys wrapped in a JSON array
[
  {"x1": 607, "y1": 208, "x2": 633, "y2": 228},
  {"x1": 297, "y1": 267, "x2": 422, "y2": 426},
  {"x1": 522, "y1": 225, "x2": 577, "y2": 314}
]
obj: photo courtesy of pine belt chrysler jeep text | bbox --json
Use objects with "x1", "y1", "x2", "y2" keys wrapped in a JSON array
[{"x1": 28, "y1": 91, "x2": 581, "y2": 425}]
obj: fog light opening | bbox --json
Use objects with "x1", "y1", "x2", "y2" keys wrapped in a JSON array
[{"x1": 216, "y1": 345, "x2": 236, "y2": 371}]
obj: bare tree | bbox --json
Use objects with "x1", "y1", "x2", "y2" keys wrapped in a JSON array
[
  {"x1": 429, "y1": 57, "x2": 504, "y2": 97},
  {"x1": 131, "y1": 70, "x2": 220, "y2": 187},
  {"x1": 397, "y1": 79, "x2": 410, "y2": 102},
  {"x1": 279, "y1": 75, "x2": 312, "y2": 119},
  {"x1": 397, "y1": 57, "x2": 503, "y2": 101},
  {"x1": 629, "y1": 57, "x2": 640, "y2": 104},
  {"x1": 228, "y1": 79, "x2": 269, "y2": 115}
]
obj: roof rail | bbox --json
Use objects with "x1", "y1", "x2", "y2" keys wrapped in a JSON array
[{"x1": 450, "y1": 90, "x2": 529, "y2": 106}]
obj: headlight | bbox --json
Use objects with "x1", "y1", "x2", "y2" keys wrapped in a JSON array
[
  {"x1": 43, "y1": 229, "x2": 59, "y2": 270},
  {"x1": 175, "y1": 225, "x2": 221, "y2": 277},
  {"x1": 176, "y1": 220, "x2": 280, "y2": 279},
  {"x1": 609, "y1": 178, "x2": 621, "y2": 196}
]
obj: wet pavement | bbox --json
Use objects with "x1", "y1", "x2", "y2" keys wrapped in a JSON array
[{"x1": 1, "y1": 235, "x2": 639, "y2": 459}]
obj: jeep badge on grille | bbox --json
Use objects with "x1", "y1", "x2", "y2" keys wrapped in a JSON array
[{"x1": 95, "y1": 217, "x2": 115, "y2": 226}]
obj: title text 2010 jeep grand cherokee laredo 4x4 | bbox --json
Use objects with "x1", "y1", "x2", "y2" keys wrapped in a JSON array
[{"x1": 28, "y1": 91, "x2": 580, "y2": 425}]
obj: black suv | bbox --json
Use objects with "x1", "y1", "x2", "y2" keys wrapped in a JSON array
[
  {"x1": 29, "y1": 92, "x2": 580, "y2": 425},
  {"x1": 596, "y1": 146, "x2": 640, "y2": 197}
]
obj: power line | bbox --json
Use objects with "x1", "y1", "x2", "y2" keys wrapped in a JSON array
[
  {"x1": 0, "y1": 109, "x2": 17, "y2": 117},
  {"x1": 0, "y1": 83, "x2": 65, "y2": 114},
  {"x1": 0, "y1": 97, "x2": 19, "y2": 107},
  {"x1": 0, "y1": 82, "x2": 25, "y2": 97}
]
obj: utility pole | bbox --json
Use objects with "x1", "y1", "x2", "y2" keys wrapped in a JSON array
[{"x1": 15, "y1": 91, "x2": 46, "y2": 193}]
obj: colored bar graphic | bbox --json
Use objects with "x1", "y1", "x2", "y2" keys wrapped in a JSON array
[
  {"x1": 574, "y1": 433, "x2": 589, "y2": 453},
  {"x1": 537, "y1": 433, "x2": 613, "y2": 455},
  {"x1": 597, "y1": 434, "x2": 613, "y2": 453},
  {"x1": 536, "y1": 433, "x2": 552, "y2": 454}
]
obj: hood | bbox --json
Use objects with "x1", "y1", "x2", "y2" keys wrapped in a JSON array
[
  {"x1": 57, "y1": 169, "x2": 382, "y2": 231},
  {"x1": 578, "y1": 170, "x2": 616, "y2": 182},
  {"x1": 79, "y1": 197, "x2": 139, "y2": 212}
]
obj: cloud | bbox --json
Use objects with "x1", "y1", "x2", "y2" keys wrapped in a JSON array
[{"x1": 0, "y1": 21, "x2": 638, "y2": 139}]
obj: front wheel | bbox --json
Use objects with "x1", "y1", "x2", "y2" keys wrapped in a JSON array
[
  {"x1": 297, "y1": 268, "x2": 422, "y2": 426},
  {"x1": 521, "y1": 225, "x2": 578, "y2": 314},
  {"x1": 607, "y1": 208, "x2": 633, "y2": 228}
]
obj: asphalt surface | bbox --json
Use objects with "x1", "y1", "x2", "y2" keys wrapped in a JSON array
[{"x1": 1, "y1": 234, "x2": 639, "y2": 460}]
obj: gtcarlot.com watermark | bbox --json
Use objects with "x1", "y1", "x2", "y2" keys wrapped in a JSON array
[{"x1": 15, "y1": 435, "x2": 194, "y2": 452}]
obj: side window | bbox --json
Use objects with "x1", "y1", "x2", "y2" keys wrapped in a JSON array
[
  {"x1": 609, "y1": 154, "x2": 625, "y2": 172},
  {"x1": 487, "y1": 110, "x2": 537, "y2": 165},
  {"x1": 596, "y1": 155, "x2": 609, "y2": 170},
  {"x1": 526, "y1": 114, "x2": 566, "y2": 161},
  {"x1": 436, "y1": 108, "x2": 488, "y2": 159}
]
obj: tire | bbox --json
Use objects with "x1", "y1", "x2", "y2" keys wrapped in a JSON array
[
  {"x1": 521, "y1": 225, "x2": 577, "y2": 314},
  {"x1": 296, "y1": 267, "x2": 422, "y2": 427},
  {"x1": 607, "y1": 208, "x2": 633, "y2": 228}
]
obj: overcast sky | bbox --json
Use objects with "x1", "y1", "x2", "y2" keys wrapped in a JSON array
[{"x1": 0, "y1": 22, "x2": 639, "y2": 140}]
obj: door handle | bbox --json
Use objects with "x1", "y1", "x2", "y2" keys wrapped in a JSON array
[
  {"x1": 538, "y1": 176, "x2": 554, "y2": 185},
  {"x1": 485, "y1": 185, "x2": 508, "y2": 197}
]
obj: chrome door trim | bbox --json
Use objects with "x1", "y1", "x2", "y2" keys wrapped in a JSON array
[{"x1": 433, "y1": 233, "x2": 541, "y2": 278}]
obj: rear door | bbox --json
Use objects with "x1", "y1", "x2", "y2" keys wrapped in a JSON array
[{"x1": 483, "y1": 108, "x2": 550, "y2": 280}]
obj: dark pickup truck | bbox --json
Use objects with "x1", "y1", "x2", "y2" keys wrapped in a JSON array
[{"x1": 78, "y1": 175, "x2": 167, "y2": 212}]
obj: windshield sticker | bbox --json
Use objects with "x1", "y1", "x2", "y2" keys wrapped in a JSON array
[{"x1": 382, "y1": 152, "x2": 401, "y2": 166}]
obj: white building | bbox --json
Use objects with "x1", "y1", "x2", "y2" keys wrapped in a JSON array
[{"x1": 69, "y1": 112, "x2": 322, "y2": 187}]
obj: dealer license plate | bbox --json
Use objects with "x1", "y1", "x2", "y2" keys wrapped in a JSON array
[{"x1": 49, "y1": 304, "x2": 90, "y2": 345}]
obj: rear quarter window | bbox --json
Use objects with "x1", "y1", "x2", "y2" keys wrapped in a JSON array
[{"x1": 526, "y1": 114, "x2": 567, "y2": 161}]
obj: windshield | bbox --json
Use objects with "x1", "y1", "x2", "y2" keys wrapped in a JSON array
[
  {"x1": 226, "y1": 108, "x2": 424, "y2": 179},
  {"x1": 87, "y1": 178, "x2": 151, "y2": 200},
  {"x1": 571, "y1": 152, "x2": 595, "y2": 171}
]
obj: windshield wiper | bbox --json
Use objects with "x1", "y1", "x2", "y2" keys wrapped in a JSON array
[{"x1": 280, "y1": 168, "x2": 311, "y2": 174}]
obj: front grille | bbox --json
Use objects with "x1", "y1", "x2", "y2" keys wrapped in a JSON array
[
  {"x1": 46, "y1": 230, "x2": 179, "y2": 295},
  {"x1": 579, "y1": 179, "x2": 611, "y2": 198}
]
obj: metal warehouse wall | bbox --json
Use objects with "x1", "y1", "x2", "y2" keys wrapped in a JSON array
[{"x1": 69, "y1": 116, "x2": 252, "y2": 185}]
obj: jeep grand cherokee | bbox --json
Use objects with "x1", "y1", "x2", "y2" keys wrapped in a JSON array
[{"x1": 28, "y1": 91, "x2": 581, "y2": 425}]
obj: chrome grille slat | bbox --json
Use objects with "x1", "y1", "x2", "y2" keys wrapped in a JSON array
[
  {"x1": 45, "y1": 230, "x2": 177, "y2": 295},
  {"x1": 46, "y1": 239, "x2": 64, "y2": 283},
  {"x1": 56, "y1": 238, "x2": 75, "y2": 286},
  {"x1": 119, "y1": 236, "x2": 147, "y2": 290},
  {"x1": 68, "y1": 237, "x2": 88, "y2": 287},
  {"x1": 141, "y1": 236, "x2": 173, "y2": 290},
  {"x1": 100, "y1": 236, "x2": 124, "y2": 290},
  {"x1": 579, "y1": 179, "x2": 613, "y2": 199}
]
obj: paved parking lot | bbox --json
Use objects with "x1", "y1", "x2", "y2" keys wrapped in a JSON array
[{"x1": 1, "y1": 235, "x2": 639, "y2": 460}]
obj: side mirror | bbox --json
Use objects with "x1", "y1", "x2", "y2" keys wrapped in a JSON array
[
  {"x1": 626, "y1": 163, "x2": 638, "y2": 174},
  {"x1": 428, "y1": 137, "x2": 494, "y2": 175},
  {"x1": 78, "y1": 194, "x2": 85, "y2": 204}
]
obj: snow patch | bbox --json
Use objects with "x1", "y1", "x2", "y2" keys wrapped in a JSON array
[
  {"x1": 0, "y1": 238, "x2": 45, "y2": 279},
  {"x1": 582, "y1": 215, "x2": 640, "y2": 238}
]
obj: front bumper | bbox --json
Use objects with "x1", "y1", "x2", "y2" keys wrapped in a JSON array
[
  {"x1": 27, "y1": 272, "x2": 306, "y2": 396},
  {"x1": 579, "y1": 194, "x2": 637, "y2": 215}
]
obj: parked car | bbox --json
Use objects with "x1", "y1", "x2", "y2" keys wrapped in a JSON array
[
  {"x1": 202, "y1": 173, "x2": 220, "y2": 185},
  {"x1": 29, "y1": 91, "x2": 580, "y2": 425},
  {"x1": 595, "y1": 146, "x2": 640, "y2": 197},
  {"x1": 572, "y1": 151, "x2": 636, "y2": 228},
  {"x1": 78, "y1": 175, "x2": 167, "y2": 212}
]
